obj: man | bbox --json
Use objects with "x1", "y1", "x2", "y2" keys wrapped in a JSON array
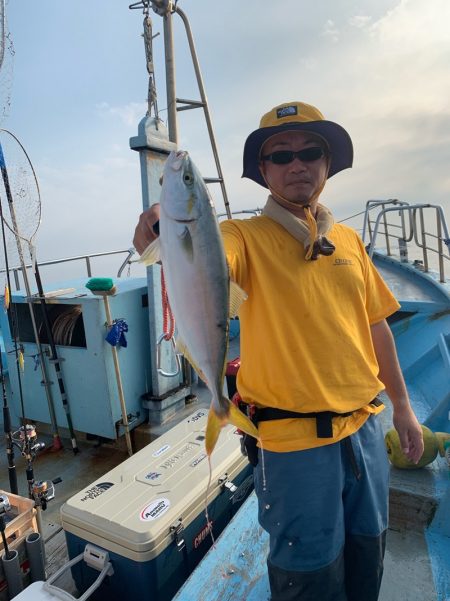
[{"x1": 133, "y1": 101, "x2": 424, "y2": 601}]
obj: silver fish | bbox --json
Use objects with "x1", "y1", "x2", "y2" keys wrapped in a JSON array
[{"x1": 141, "y1": 150, "x2": 259, "y2": 455}]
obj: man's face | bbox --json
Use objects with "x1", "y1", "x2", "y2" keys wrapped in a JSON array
[{"x1": 259, "y1": 131, "x2": 329, "y2": 205}]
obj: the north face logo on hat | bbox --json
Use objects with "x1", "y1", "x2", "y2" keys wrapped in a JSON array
[{"x1": 277, "y1": 105, "x2": 298, "y2": 119}]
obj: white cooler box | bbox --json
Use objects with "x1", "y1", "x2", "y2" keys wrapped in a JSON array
[{"x1": 60, "y1": 409, "x2": 253, "y2": 601}]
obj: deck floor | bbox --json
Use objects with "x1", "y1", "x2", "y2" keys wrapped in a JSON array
[{"x1": 173, "y1": 492, "x2": 437, "y2": 601}]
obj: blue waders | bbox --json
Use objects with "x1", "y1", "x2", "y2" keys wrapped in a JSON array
[{"x1": 254, "y1": 414, "x2": 389, "y2": 601}]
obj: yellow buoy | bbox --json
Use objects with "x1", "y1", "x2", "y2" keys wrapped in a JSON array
[{"x1": 384, "y1": 425, "x2": 444, "y2": 469}]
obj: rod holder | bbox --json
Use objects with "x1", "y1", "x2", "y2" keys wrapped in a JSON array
[
  {"x1": 26, "y1": 531, "x2": 46, "y2": 582},
  {"x1": 1, "y1": 549, "x2": 24, "y2": 598}
]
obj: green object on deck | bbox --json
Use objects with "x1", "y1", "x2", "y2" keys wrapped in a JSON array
[{"x1": 86, "y1": 278, "x2": 114, "y2": 292}]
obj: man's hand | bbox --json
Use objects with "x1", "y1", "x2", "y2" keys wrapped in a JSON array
[
  {"x1": 392, "y1": 406, "x2": 424, "y2": 464},
  {"x1": 370, "y1": 319, "x2": 424, "y2": 464},
  {"x1": 133, "y1": 203, "x2": 160, "y2": 254}
]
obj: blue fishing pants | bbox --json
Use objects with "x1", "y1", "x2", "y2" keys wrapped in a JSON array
[{"x1": 253, "y1": 414, "x2": 389, "y2": 601}]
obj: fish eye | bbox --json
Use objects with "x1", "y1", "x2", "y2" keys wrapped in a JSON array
[{"x1": 183, "y1": 172, "x2": 193, "y2": 185}]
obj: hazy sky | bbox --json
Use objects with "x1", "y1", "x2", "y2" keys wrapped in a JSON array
[{"x1": 4, "y1": 0, "x2": 450, "y2": 279}]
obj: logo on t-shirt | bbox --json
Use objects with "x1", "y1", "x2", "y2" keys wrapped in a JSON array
[{"x1": 333, "y1": 258, "x2": 353, "y2": 266}]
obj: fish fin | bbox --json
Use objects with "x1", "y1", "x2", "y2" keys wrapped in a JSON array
[
  {"x1": 205, "y1": 409, "x2": 225, "y2": 456},
  {"x1": 229, "y1": 280, "x2": 248, "y2": 318},
  {"x1": 139, "y1": 239, "x2": 161, "y2": 266},
  {"x1": 175, "y1": 337, "x2": 208, "y2": 384},
  {"x1": 178, "y1": 226, "x2": 194, "y2": 262},
  {"x1": 227, "y1": 399, "x2": 259, "y2": 439}
]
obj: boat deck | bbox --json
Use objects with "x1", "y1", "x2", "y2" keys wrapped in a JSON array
[
  {"x1": 173, "y1": 492, "x2": 438, "y2": 601},
  {"x1": 374, "y1": 254, "x2": 450, "y2": 305},
  {"x1": 1, "y1": 387, "x2": 447, "y2": 600}
]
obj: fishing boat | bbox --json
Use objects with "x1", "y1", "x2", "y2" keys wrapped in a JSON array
[{"x1": 0, "y1": 1, "x2": 449, "y2": 600}]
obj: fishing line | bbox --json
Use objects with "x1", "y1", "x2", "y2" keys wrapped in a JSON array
[
  {"x1": 204, "y1": 456, "x2": 232, "y2": 581},
  {"x1": 0, "y1": 0, "x2": 14, "y2": 125}
]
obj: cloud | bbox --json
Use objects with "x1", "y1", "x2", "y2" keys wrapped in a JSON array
[
  {"x1": 5, "y1": 0, "x2": 449, "y2": 266},
  {"x1": 349, "y1": 15, "x2": 372, "y2": 29},
  {"x1": 97, "y1": 101, "x2": 148, "y2": 127},
  {"x1": 321, "y1": 19, "x2": 340, "y2": 43},
  {"x1": 32, "y1": 149, "x2": 143, "y2": 270}
]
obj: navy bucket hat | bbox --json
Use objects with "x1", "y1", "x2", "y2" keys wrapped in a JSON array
[{"x1": 242, "y1": 101, "x2": 354, "y2": 189}]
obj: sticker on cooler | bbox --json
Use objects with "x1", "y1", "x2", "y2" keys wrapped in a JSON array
[
  {"x1": 140, "y1": 498, "x2": 171, "y2": 521},
  {"x1": 152, "y1": 444, "x2": 171, "y2": 458}
]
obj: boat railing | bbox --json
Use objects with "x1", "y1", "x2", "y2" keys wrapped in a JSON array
[
  {"x1": 1, "y1": 207, "x2": 264, "y2": 291},
  {"x1": 0, "y1": 248, "x2": 136, "y2": 291},
  {"x1": 362, "y1": 199, "x2": 450, "y2": 283},
  {"x1": 217, "y1": 208, "x2": 263, "y2": 220}
]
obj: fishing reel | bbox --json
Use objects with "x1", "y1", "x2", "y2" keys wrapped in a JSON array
[
  {"x1": 12, "y1": 423, "x2": 46, "y2": 459},
  {"x1": 0, "y1": 494, "x2": 11, "y2": 515},
  {"x1": 31, "y1": 480, "x2": 56, "y2": 511}
]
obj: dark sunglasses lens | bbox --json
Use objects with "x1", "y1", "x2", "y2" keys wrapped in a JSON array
[
  {"x1": 302, "y1": 147, "x2": 324, "y2": 161},
  {"x1": 269, "y1": 147, "x2": 325, "y2": 164},
  {"x1": 270, "y1": 151, "x2": 294, "y2": 165}
]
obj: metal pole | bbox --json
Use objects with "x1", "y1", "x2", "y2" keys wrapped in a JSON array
[
  {"x1": 163, "y1": 10, "x2": 178, "y2": 143},
  {"x1": 175, "y1": 6, "x2": 232, "y2": 219},
  {"x1": 102, "y1": 295, "x2": 133, "y2": 457}
]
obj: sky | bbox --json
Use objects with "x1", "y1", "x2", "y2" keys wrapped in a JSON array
[{"x1": 3, "y1": 0, "x2": 450, "y2": 281}]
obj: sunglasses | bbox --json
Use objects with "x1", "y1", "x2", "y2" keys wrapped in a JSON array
[{"x1": 261, "y1": 146, "x2": 326, "y2": 165}]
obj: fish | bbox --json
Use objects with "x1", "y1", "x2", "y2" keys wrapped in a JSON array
[{"x1": 140, "y1": 150, "x2": 259, "y2": 455}]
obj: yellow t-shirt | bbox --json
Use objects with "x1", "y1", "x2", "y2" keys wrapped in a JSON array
[{"x1": 220, "y1": 216, "x2": 400, "y2": 452}]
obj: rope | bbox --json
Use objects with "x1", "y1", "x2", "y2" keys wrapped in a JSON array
[
  {"x1": 161, "y1": 268, "x2": 175, "y2": 341},
  {"x1": 304, "y1": 205, "x2": 318, "y2": 260}
]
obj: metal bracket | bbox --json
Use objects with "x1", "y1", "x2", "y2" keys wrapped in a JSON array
[
  {"x1": 156, "y1": 334, "x2": 181, "y2": 377},
  {"x1": 218, "y1": 474, "x2": 237, "y2": 493},
  {"x1": 170, "y1": 519, "x2": 185, "y2": 551}
]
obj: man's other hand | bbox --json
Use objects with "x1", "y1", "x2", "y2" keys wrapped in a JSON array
[{"x1": 133, "y1": 203, "x2": 160, "y2": 254}]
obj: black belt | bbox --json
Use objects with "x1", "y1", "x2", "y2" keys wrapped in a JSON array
[{"x1": 252, "y1": 398, "x2": 383, "y2": 438}]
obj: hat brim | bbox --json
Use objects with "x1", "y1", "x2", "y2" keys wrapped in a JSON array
[{"x1": 242, "y1": 121, "x2": 353, "y2": 188}]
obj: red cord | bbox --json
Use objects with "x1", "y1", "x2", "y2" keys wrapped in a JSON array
[{"x1": 161, "y1": 268, "x2": 175, "y2": 341}]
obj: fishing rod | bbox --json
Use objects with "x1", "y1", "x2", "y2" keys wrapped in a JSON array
[
  {"x1": 0, "y1": 130, "x2": 79, "y2": 452},
  {"x1": 16, "y1": 135, "x2": 79, "y2": 453},
  {"x1": 0, "y1": 347, "x2": 18, "y2": 494},
  {"x1": 0, "y1": 132, "x2": 63, "y2": 450},
  {"x1": 0, "y1": 166, "x2": 26, "y2": 495},
  {"x1": 0, "y1": 140, "x2": 62, "y2": 526},
  {"x1": 32, "y1": 263, "x2": 79, "y2": 453}
]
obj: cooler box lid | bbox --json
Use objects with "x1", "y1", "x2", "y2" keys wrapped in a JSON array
[{"x1": 60, "y1": 409, "x2": 248, "y2": 559}]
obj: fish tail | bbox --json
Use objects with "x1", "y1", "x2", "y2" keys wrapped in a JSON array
[
  {"x1": 205, "y1": 397, "x2": 259, "y2": 456},
  {"x1": 205, "y1": 408, "x2": 225, "y2": 456},
  {"x1": 226, "y1": 398, "x2": 259, "y2": 439}
]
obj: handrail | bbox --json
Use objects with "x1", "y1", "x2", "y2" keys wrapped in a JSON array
[
  {"x1": 0, "y1": 248, "x2": 139, "y2": 291},
  {"x1": 363, "y1": 200, "x2": 450, "y2": 283}
]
